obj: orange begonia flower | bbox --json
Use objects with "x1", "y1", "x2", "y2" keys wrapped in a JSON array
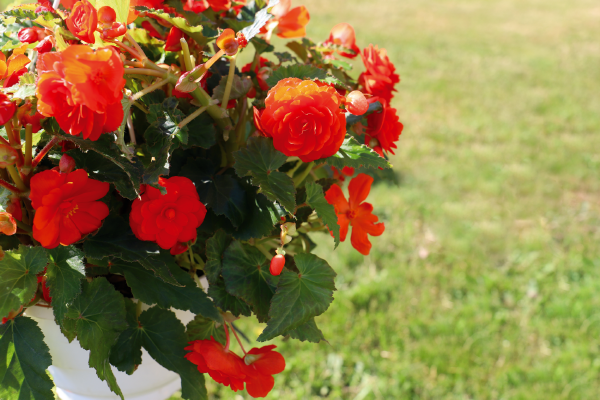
[
  {"x1": 254, "y1": 78, "x2": 346, "y2": 162},
  {"x1": 185, "y1": 339, "x2": 247, "y2": 392},
  {"x1": 260, "y1": 0, "x2": 309, "y2": 39},
  {"x1": 30, "y1": 169, "x2": 110, "y2": 249},
  {"x1": 364, "y1": 103, "x2": 404, "y2": 156},
  {"x1": 243, "y1": 345, "x2": 286, "y2": 398},
  {"x1": 66, "y1": 0, "x2": 98, "y2": 44},
  {"x1": 358, "y1": 44, "x2": 400, "y2": 105},
  {"x1": 0, "y1": 50, "x2": 31, "y2": 88},
  {"x1": 324, "y1": 23, "x2": 360, "y2": 59},
  {"x1": 325, "y1": 174, "x2": 385, "y2": 255},
  {"x1": 129, "y1": 177, "x2": 207, "y2": 254},
  {"x1": 241, "y1": 57, "x2": 270, "y2": 97}
]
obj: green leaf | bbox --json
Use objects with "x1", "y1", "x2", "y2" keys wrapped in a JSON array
[
  {"x1": 46, "y1": 246, "x2": 85, "y2": 324},
  {"x1": 136, "y1": 7, "x2": 212, "y2": 46},
  {"x1": 0, "y1": 317, "x2": 54, "y2": 400},
  {"x1": 285, "y1": 41, "x2": 308, "y2": 63},
  {"x1": 234, "y1": 137, "x2": 296, "y2": 212},
  {"x1": 142, "y1": 123, "x2": 172, "y2": 186},
  {"x1": 186, "y1": 314, "x2": 226, "y2": 345},
  {"x1": 84, "y1": 216, "x2": 181, "y2": 286},
  {"x1": 323, "y1": 135, "x2": 392, "y2": 170},
  {"x1": 233, "y1": 191, "x2": 286, "y2": 241},
  {"x1": 65, "y1": 278, "x2": 128, "y2": 399},
  {"x1": 109, "y1": 299, "x2": 141, "y2": 375},
  {"x1": 207, "y1": 278, "x2": 252, "y2": 318},
  {"x1": 95, "y1": 0, "x2": 130, "y2": 24},
  {"x1": 147, "y1": 97, "x2": 188, "y2": 146},
  {"x1": 0, "y1": 246, "x2": 47, "y2": 319},
  {"x1": 10, "y1": 83, "x2": 36, "y2": 100},
  {"x1": 251, "y1": 37, "x2": 275, "y2": 55},
  {"x1": 204, "y1": 230, "x2": 232, "y2": 285},
  {"x1": 110, "y1": 260, "x2": 222, "y2": 322},
  {"x1": 183, "y1": 113, "x2": 217, "y2": 149},
  {"x1": 286, "y1": 318, "x2": 326, "y2": 343},
  {"x1": 257, "y1": 253, "x2": 336, "y2": 341},
  {"x1": 274, "y1": 51, "x2": 294, "y2": 63},
  {"x1": 265, "y1": 64, "x2": 343, "y2": 87},
  {"x1": 240, "y1": 0, "x2": 279, "y2": 40},
  {"x1": 222, "y1": 241, "x2": 278, "y2": 322},
  {"x1": 139, "y1": 307, "x2": 208, "y2": 400},
  {"x1": 56, "y1": 133, "x2": 144, "y2": 200},
  {"x1": 304, "y1": 182, "x2": 340, "y2": 247}
]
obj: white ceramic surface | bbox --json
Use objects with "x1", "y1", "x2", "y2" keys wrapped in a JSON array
[{"x1": 25, "y1": 304, "x2": 196, "y2": 400}]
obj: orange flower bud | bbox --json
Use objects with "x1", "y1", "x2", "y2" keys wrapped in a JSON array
[
  {"x1": 59, "y1": 154, "x2": 76, "y2": 174},
  {"x1": 0, "y1": 144, "x2": 19, "y2": 168},
  {"x1": 269, "y1": 254, "x2": 285, "y2": 276},
  {"x1": 216, "y1": 28, "x2": 239, "y2": 56},
  {"x1": 66, "y1": 0, "x2": 99, "y2": 44},
  {"x1": 18, "y1": 28, "x2": 38, "y2": 44},
  {"x1": 97, "y1": 6, "x2": 117, "y2": 29},
  {"x1": 346, "y1": 90, "x2": 368, "y2": 116},
  {"x1": 0, "y1": 212, "x2": 17, "y2": 235}
]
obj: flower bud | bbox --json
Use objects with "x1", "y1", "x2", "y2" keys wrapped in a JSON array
[
  {"x1": 175, "y1": 71, "x2": 199, "y2": 93},
  {"x1": 59, "y1": 154, "x2": 76, "y2": 174},
  {"x1": 97, "y1": 6, "x2": 117, "y2": 29},
  {"x1": 270, "y1": 254, "x2": 285, "y2": 276},
  {"x1": 0, "y1": 144, "x2": 19, "y2": 168},
  {"x1": 0, "y1": 93, "x2": 16, "y2": 125},
  {"x1": 216, "y1": 28, "x2": 239, "y2": 56},
  {"x1": 18, "y1": 28, "x2": 39, "y2": 44},
  {"x1": 346, "y1": 90, "x2": 368, "y2": 116},
  {"x1": 0, "y1": 212, "x2": 17, "y2": 235},
  {"x1": 165, "y1": 27, "x2": 184, "y2": 52},
  {"x1": 34, "y1": 36, "x2": 54, "y2": 53}
]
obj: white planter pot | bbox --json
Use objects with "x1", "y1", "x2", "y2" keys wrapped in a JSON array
[{"x1": 25, "y1": 305, "x2": 195, "y2": 400}]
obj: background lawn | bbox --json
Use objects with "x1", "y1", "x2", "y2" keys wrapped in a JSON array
[{"x1": 3, "y1": 0, "x2": 600, "y2": 398}]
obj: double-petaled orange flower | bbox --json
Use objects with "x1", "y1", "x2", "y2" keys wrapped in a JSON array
[
  {"x1": 36, "y1": 45, "x2": 125, "y2": 141},
  {"x1": 0, "y1": 45, "x2": 30, "y2": 88},
  {"x1": 30, "y1": 169, "x2": 110, "y2": 249},
  {"x1": 358, "y1": 44, "x2": 400, "y2": 105},
  {"x1": 129, "y1": 177, "x2": 207, "y2": 255},
  {"x1": 254, "y1": 78, "x2": 346, "y2": 162},
  {"x1": 325, "y1": 174, "x2": 385, "y2": 255},
  {"x1": 365, "y1": 103, "x2": 404, "y2": 157},
  {"x1": 66, "y1": 0, "x2": 98, "y2": 44}
]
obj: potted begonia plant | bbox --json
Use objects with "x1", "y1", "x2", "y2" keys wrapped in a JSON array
[{"x1": 0, "y1": 0, "x2": 403, "y2": 398}]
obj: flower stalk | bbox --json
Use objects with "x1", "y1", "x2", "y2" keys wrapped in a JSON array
[{"x1": 221, "y1": 54, "x2": 238, "y2": 110}]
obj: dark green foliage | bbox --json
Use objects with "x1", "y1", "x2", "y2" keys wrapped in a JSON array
[
  {"x1": 324, "y1": 135, "x2": 392, "y2": 170},
  {"x1": 46, "y1": 247, "x2": 85, "y2": 324}
]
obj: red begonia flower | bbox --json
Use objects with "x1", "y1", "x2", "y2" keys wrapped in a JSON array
[
  {"x1": 242, "y1": 57, "x2": 270, "y2": 97},
  {"x1": 358, "y1": 45, "x2": 400, "y2": 105},
  {"x1": 30, "y1": 169, "x2": 110, "y2": 249},
  {"x1": 184, "y1": 0, "x2": 209, "y2": 13},
  {"x1": 254, "y1": 78, "x2": 346, "y2": 162},
  {"x1": 325, "y1": 173, "x2": 385, "y2": 255},
  {"x1": 208, "y1": 0, "x2": 231, "y2": 12},
  {"x1": 324, "y1": 23, "x2": 360, "y2": 59},
  {"x1": 6, "y1": 197, "x2": 22, "y2": 222},
  {"x1": 364, "y1": 104, "x2": 403, "y2": 156},
  {"x1": 129, "y1": 176, "x2": 207, "y2": 254},
  {"x1": 66, "y1": 0, "x2": 98, "y2": 44},
  {"x1": 37, "y1": 274, "x2": 52, "y2": 304},
  {"x1": 243, "y1": 345, "x2": 286, "y2": 398},
  {"x1": 0, "y1": 93, "x2": 16, "y2": 125},
  {"x1": 17, "y1": 101, "x2": 44, "y2": 133},
  {"x1": 185, "y1": 339, "x2": 246, "y2": 392},
  {"x1": 0, "y1": 212, "x2": 17, "y2": 235}
]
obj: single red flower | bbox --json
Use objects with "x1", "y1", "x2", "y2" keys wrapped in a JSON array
[
  {"x1": 30, "y1": 169, "x2": 110, "y2": 249},
  {"x1": 66, "y1": 0, "x2": 98, "y2": 44},
  {"x1": 185, "y1": 338, "x2": 246, "y2": 392},
  {"x1": 0, "y1": 93, "x2": 16, "y2": 125},
  {"x1": 207, "y1": 0, "x2": 231, "y2": 12},
  {"x1": 0, "y1": 212, "x2": 17, "y2": 235},
  {"x1": 183, "y1": 0, "x2": 209, "y2": 13},
  {"x1": 242, "y1": 57, "x2": 270, "y2": 97},
  {"x1": 129, "y1": 177, "x2": 207, "y2": 254},
  {"x1": 358, "y1": 45, "x2": 400, "y2": 105},
  {"x1": 325, "y1": 173, "x2": 385, "y2": 255},
  {"x1": 364, "y1": 104, "x2": 403, "y2": 156},
  {"x1": 254, "y1": 78, "x2": 346, "y2": 162},
  {"x1": 324, "y1": 23, "x2": 360, "y2": 59},
  {"x1": 243, "y1": 345, "x2": 286, "y2": 398}
]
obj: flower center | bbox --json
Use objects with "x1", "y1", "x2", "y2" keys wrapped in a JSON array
[
  {"x1": 60, "y1": 202, "x2": 79, "y2": 218},
  {"x1": 164, "y1": 208, "x2": 176, "y2": 219},
  {"x1": 91, "y1": 69, "x2": 105, "y2": 85},
  {"x1": 345, "y1": 209, "x2": 356, "y2": 219}
]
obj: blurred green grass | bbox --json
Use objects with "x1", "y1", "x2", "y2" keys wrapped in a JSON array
[{"x1": 4, "y1": 0, "x2": 600, "y2": 398}]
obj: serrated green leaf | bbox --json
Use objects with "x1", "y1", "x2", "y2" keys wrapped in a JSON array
[
  {"x1": 251, "y1": 36, "x2": 275, "y2": 54},
  {"x1": 142, "y1": 123, "x2": 171, "y2": 186},
  {"x1": 285, "y1": 41, "x2": 308, "y2": 63},
  {"x1": 257, "y1": 253, "x2": 336, "y2": 341},
  {"x1": 323, "y1": 135, "x2": 391, "y2": 170},
  {"x1": 207, "y1": 278, "x2": 252, "y2": 318},
  {"x1": 234, "y1": 137, "x2": 296, "y2": 212},
  {"x1": 0, "y1": 317, "x2": 54, "y2": 400},
  {"x1": 46, "y1": 246, "x2": 85, "y2": 325},
  {"x1": 186, "y1": 314, "x2": 226, "y2": 345},
  {"x1": 212, "y1": 75, "x2": 252, "y2": 102},
  {"x1": 109, "y1": 299, "x2": 141, "y2": 375},
  {"x1": 305, "y1": 182, "x2": 340, "y2": 247},
  {"x1": 147, "y1": 98, "x2": 188, "y2": 145},
  {"x1": 204, "y1": 230, "x2": 232, "y2": 285},
  {"x1": 0, "y1": 246, "x2": 47, "y2": 319},
  {"x1": 83, "y1": 216, "x2": 181, "y2": 286},
  {"x1": 222, "y1": 241, "x2": 278, "y2": 323},
  {"x1": 274, "y1": 51, "x2": 294, "y2": 63},
  {"x1": 286, "y1": 318, "x2": 326, "y2": 343},
  {"x1": 110, "y1": 260, "x2": 221, "y2": 322},
  {"x1": 233, "y1": 191, "x2": 286, "y2": 241},
  {"x1": 10, "y1": 84, "x2": 36, "y2": 100},
  {"x1": 65, "y1": 278, "x2": 127, "y2": 399},
  {"x1": 55, "y1": 133, "x2": 144, "y2": 200}
]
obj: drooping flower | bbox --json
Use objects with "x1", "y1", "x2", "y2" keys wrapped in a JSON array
[
  {"x1": 364, "y1": 104, "x2": 403, "y2": 156},
  {"x1": 30, "y1": 169, "x2": 110, "y2": 249},
  {"x1": 358, "y1": 45, "x2": 400, "y2": 105},
  {"x1": 0, "y1": 212, "x2": 17, "y2": 235},
  {"x1": 241, "y1": 57, "x2": 270, "y2": 97},
  {"x1": 185, "y1": 338, "x2": 247, "y2": 392},
  {"x1": 254, "y1": 78, "x2": 346, "y2": 162},
  {"x1": 243, "y1": 345, "x2": 286, "y2": 398},
  {"x1": 325, "y1": 173, "x2": 385, "y2": 255},
  {"x1": 129, "y1": 176, "x2": 207, "y2": 255},
  {"x1": 66, "y1": 0, "x2": 98, "y2": 44},
  {"x1": 324, "y1": 23, "x2": 360, "y2": 59}
]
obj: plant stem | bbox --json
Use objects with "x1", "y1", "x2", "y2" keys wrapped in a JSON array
[
  {"x1": 178, "y1": 105, "x2": 209, "y2": 129},
  {"x1": 6, "y1": 165, "x2": 27, "y2": 191},
  {"x1": 125, "y1": 32, "x2": 147, "y2": 61},
  {"x1": 229, "y1": 322, "x2": 247, "y2": 355},
  {"x1": 223, "y1": 322, "x2": 231, "y2": 352},
  {"x1": 23, "y1": 124, "x2": 33, "y2": 173},
  {"x1": 0, "y1": 178, "x2": 21, "y2": 194},
  {"x1": 292, "y1": 161, "x2": 315, "y2": 187},
  {"x1": 286, "y1": 159, "x2": 303, "y2": 177},
  {"x1": 180, "y1": 38, "x2": 193, "y2": 72},
  {"x1": 0, "y1": 135, "x2": 10, "y2": 146},
  {"x1": 254, "y1": 243, "x2": 273, "y2": 260},
  {"x1": 131, "y1": 79, "x2": 168, "y2": 101},
  {"x1": 124, "y1": 68, "x2": 166, "y2": 78},
  {"x1": 126, "y1": 112, "x2": 136, "y2": 145},
  {"x1": 192, "y1": 50, "x2": 225, "y2": 81},
  {"x1": 132, "y1": 101, "x2": 149, "y2": 114},
  {"x1": 136, "y1": 299, "x2": 143, "y2": 319},
  {"x1": 221, "y1": 54, "x2": 238, "y2": 110},
  {"x1": 15, "y1": 219, "x2": 32, "y2": 234},
  {"x1": 31, "y1": 136, "x2": 59, "y2": 169}
]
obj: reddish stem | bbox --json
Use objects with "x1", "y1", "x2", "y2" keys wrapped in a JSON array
[
  {"x1": 31, "y1": 136, "x2": 60, "y2": 169},
  {"x1": 0, "y1": 135, "x2": 10, "y2": 146},
  {"x1": 223, "y1": 322, "x2": 231, "y2": 352},
  {"x1": 0, "y1": 178, "x2": 21, "y2": 194},
  {"x1": 229, "y1": 322, "x2": 247, "y2": 355}
]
